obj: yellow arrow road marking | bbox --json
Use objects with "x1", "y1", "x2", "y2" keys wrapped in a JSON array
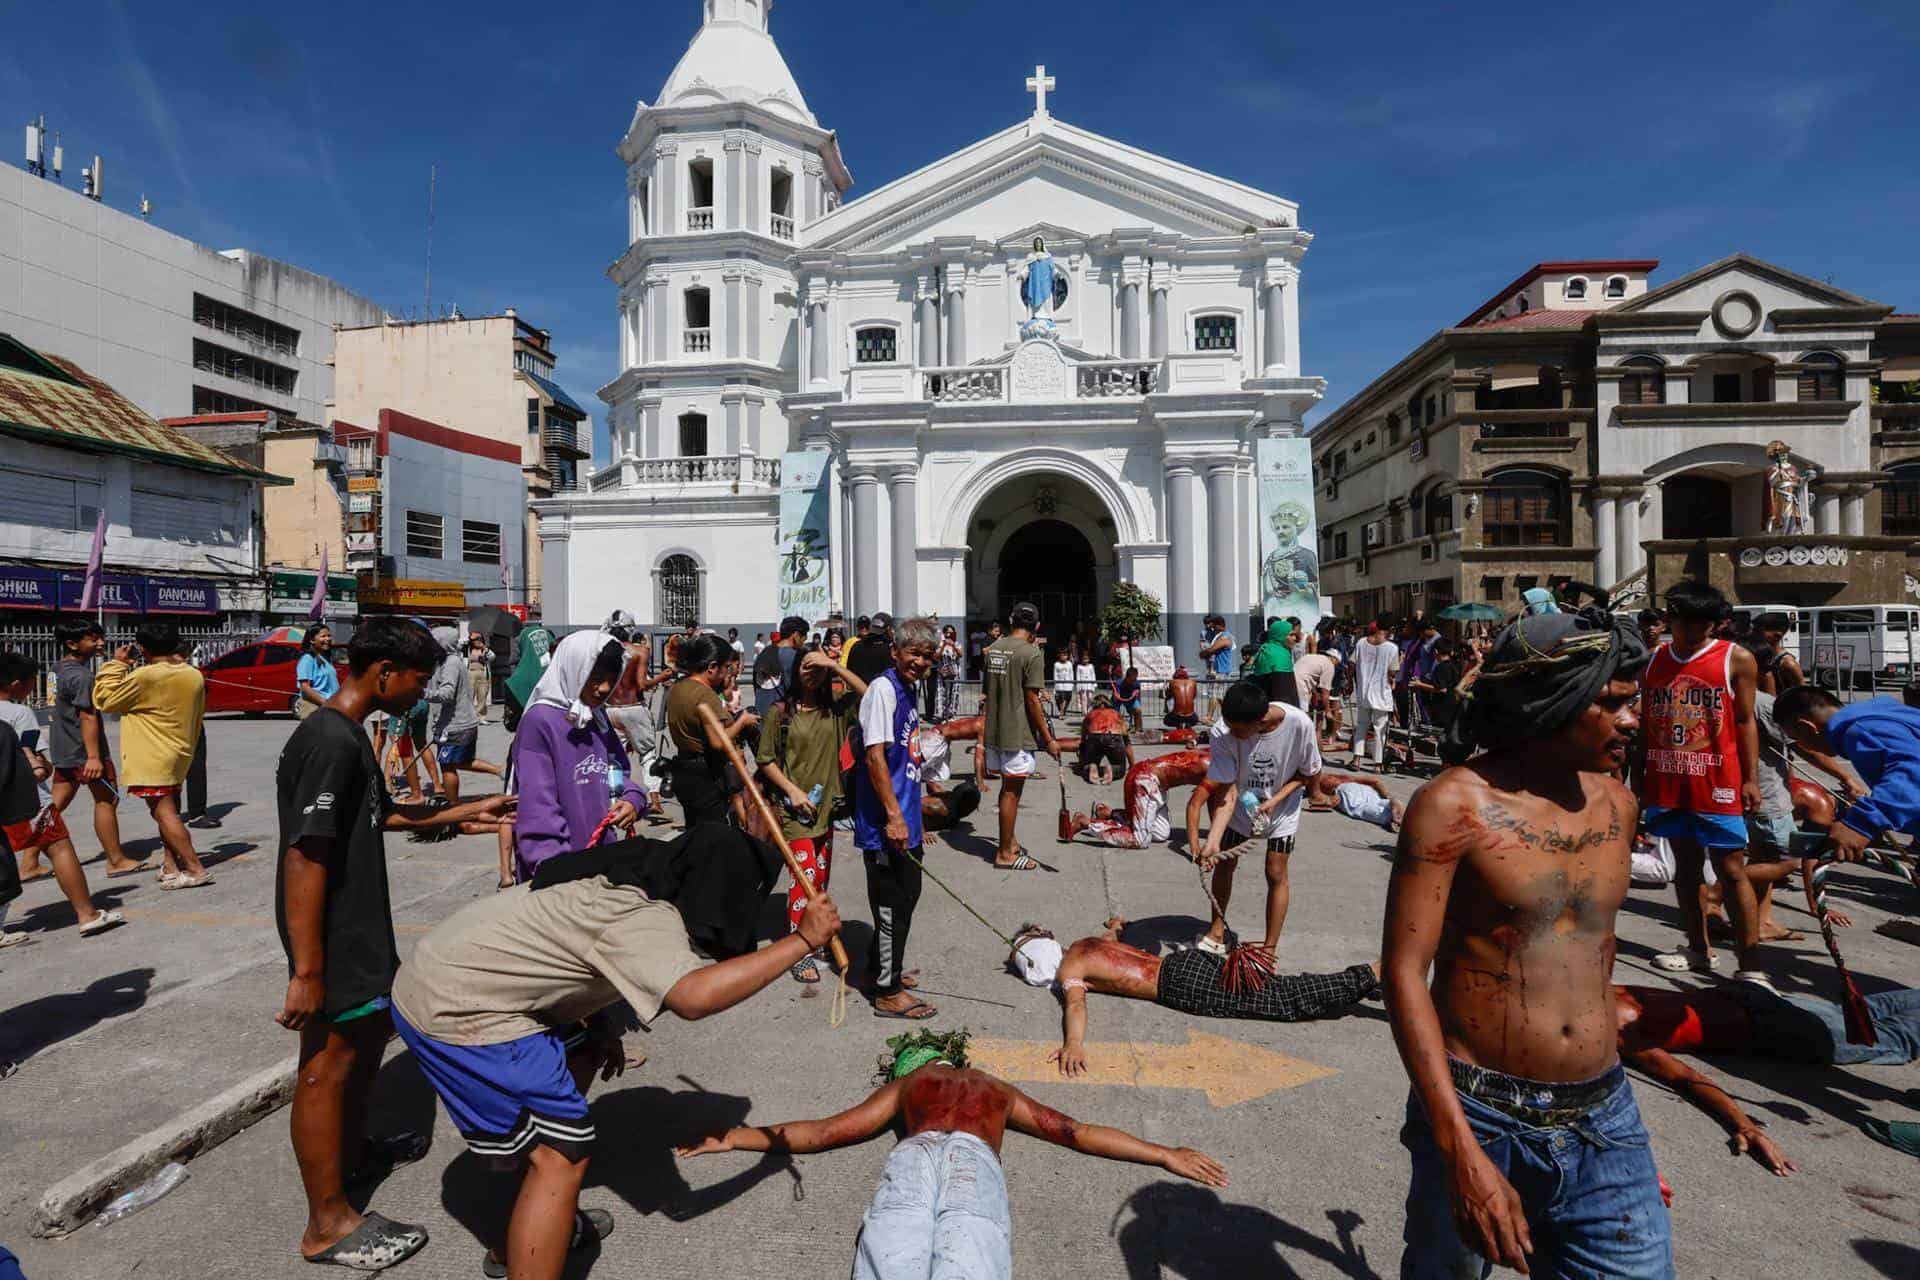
[{"x1": 968, "y1": 1028, "x2": 1337, "y2": 1108}]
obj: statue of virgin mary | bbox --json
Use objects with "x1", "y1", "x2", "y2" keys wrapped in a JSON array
[{"x1": 1019, "y1": 236, "x2": 1058, "y2": 337}]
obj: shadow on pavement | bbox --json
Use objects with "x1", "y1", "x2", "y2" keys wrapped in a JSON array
[
  {"x1": 348, "y1": 1046, "x2": 448, "y2": 1205},
  {"x1": 435, "y1": 1078, "x2": 788, "y2": 1263},
  {"x1": 0, "y1": 967, "x2": 154, "y2": 1062},
  {"x1": 1854, "y1": 1238, "x2": 1920, "y2": 1277},
  {"x1": 1111, "y1": 1183, "x2": 1384, "y2": 1279},
  {"x1": 15, "y1": 884, "x2": 134, "y2": 932},
  {"x1": 1694, "y1": 1046, "x2": 1919, "y2": 1135}
]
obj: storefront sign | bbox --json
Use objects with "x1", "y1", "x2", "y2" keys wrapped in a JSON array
[
  {"x1": 775, "y1": 450, "x2": 833, "y2": 624},
  {"x1": 1256, "y1": 437, "x2": 1322, "y2": 633},
  {"x1": 346, "y1": 531, "x2": 377, "y2": 553},
  {"x1": 0, "y1": 565, "x2": 59, "y2": 610},
  {"x1": 268, "y1": 571, "x2": 359, "y2": 617},
  {"x1": 144, "y1": 577, "x2": 221, "y2": 615},
  {"x1": 57, "y1": 573, "x2": 143, "y2": 613},
  {"x1": 347, "y1": 476, "x2": 382, "y2": 493},
  {"x1": 358, "y1": 577, "x2": 465, "y2": 611},
  {"x1": 348, "y1": 494, "x2": 375, "y2": 514}
]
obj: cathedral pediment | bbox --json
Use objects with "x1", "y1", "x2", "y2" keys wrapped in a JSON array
[{"x1": 800, "y1": 119, "x2": 1297, "y2": 257}]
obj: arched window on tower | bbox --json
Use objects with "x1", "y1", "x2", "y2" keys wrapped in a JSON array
[
  {"x1": 1604, "y1": 275, "x2": 1628, "y2": 299},
  {"x1": 656, "y1": 554, "x2": 701, "y2": 628},
  {"x1": 1798, "y1": 351, "x2": 1845, "y2": 402},
  {"x1": 678, "y1": 411, "x2": 708, "y2": 458},
  {"x1": 687, "y1": 158, "x2": 715, "y2": 231},
  {"x1": 770, "y1": 167, "x2": 794, "y2": 240},
  {"x1": 684, "y1": 287, "x2": 711, "y2": 354},
  {"x1": 1564, "y1": 276, "x2": 1589, "y2": 301}
]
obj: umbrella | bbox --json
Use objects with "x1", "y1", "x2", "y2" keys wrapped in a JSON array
[
  {"x1": 1437, "y1": 602, "x2": 1506, "y2": 623},
  {"x1": 260, "y1": 625, "x2": 308, "y2": 644}
]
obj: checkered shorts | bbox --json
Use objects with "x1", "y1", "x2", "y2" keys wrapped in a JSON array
[{"x1": 1155, "y1": 950, "x2": 1377, "y2": 1021}]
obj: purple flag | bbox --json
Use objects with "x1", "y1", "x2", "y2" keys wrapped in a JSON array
[
  {"x1": 79, "y1": 507, "x2": 107, "y2": 612},
  {"x1": 307, "y1": 545, "x2": 329, "y2": 622}
]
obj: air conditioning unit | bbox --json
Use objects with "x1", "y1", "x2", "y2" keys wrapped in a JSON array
[{"x1": 1363, "y1": 521, "x2": 1384, "y2": 547}]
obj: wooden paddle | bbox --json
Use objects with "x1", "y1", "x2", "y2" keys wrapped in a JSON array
[{"x1": 697, "y1": 702, "x2": 850, "y2": 974}]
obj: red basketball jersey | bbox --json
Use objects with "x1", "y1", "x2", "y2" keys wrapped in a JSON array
[{"x1": 1641, "y1": 638, "x2": 1743, "y2": 816}]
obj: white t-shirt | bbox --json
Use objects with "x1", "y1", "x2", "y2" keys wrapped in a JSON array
[
  {"x1": 1335, "y1": 781, "x2": 1394, "y2": 828},
  {"x1": 1053, "y1": 660, "x2": 1075, "y2": 690},
  {"x1": 1353, "y1": 638, "x2": 1401, "y2": 712},
  {"x1": 1075, "y1": 662, "x2": 1096, "y2": 691},
  {"x1": 1206, "y1": 701, "x2": 1322, "y2": 838},
  {"x1": 858, "y1": 674, "x2": 900, "y2": 751},
  {"x1": 1294, "y1": 652, "x2": 1336, "y2": 703}
]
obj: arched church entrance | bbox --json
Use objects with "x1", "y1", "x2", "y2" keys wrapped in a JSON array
[{"x1": 963, "y1": 470, "x2": 1118, "y2": 656}]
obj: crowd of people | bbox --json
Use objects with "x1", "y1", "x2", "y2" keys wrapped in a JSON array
[{"x1": 6, "y1": 579, "x2": 1920, "y2": 1280}]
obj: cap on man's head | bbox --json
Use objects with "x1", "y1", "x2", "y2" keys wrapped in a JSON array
[
  {"x1": 857, "y1": 615, "x2": 872, "y2": 629},
  {"x1": 1010, "y1": 602, "x2": 1040, "y2": 630},
  {"x1": 871, "y1": 611, "x2": 894, "y2": 630}
]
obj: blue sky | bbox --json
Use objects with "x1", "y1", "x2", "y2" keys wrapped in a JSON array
[{"x1": 9, "y1": 0, "x2": 1918, "y2": 460}]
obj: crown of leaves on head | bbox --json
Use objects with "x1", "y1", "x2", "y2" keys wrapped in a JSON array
[{"x1": 874, "y1": 1028, "x2": 972, "y2": 1085}]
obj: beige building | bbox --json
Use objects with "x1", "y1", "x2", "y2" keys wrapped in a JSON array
[{"x1": 329, "y1": 312, "x2": 590, "y2": 616}]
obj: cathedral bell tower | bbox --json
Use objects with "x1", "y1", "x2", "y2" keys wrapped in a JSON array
[{"x1": 605, "y1": 1, "x2": 851, "y2": 476}]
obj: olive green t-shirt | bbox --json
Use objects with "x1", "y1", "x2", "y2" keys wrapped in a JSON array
[
  {"x1": 754, "y1": 694, "x2": 857, "y2": 840},
  {"x1": 665, "y1": 677, "x2": 723, "y2": 756},
  {"x1": 983, "y1": 634, "x2": 1046, "y2": 751}
]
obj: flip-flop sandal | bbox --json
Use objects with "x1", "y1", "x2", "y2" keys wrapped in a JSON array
[
  {"x1": 306, "y1": 1211, "x2": 429, "y2": 1270},
  {"x1": 161, "y1": 873, "x2": 214, "y2": 891},
  {"x1": 996, "y1": 853, "x2": 1039, "y2": 871},
  {"x1": 873, "y1": 998, "x2": 938, "y2": 1021},
  {"x1": 790, "y1": 956, "x2": 822, "y2": 984},
  {"x1": 348, "y1": 1132, "x2": 431, "y2": 1187},
  {"x1": 17, "y1": 871, "x2": 52, "y2": 885},
  {"x1": 79, "y1": 910, "x2": 127, "y2": 938},
  {"x1": 106, "y1": 859, "x2": 160, "y2": 879},
  {"x1": 0, "y1": 932, "x2": 33, "y2": 949},
  {"x1": 482, "y1": 1208, "x2": 612, "y2": 1277}
]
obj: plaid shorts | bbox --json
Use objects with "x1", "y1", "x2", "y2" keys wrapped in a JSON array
[{"x1": 1219, "y1": 828, "x2": 1296, "y2": 856}]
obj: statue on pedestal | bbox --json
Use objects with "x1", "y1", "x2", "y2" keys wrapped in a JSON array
[
  {"x1": 1764, "y1": 440, "x2": 1808, "y2": 534},
  {"x1": 1019, "y1": 236, "x2": 1062, "y2": 339}
]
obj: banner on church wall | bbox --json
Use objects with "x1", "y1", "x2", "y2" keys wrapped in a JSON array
[
  {"x1": 1255, "y1": 438, "x2": 1322, "y2": 633},
  {"x1": 776, "y1": 450, "x2": 833, "y2": 624}
]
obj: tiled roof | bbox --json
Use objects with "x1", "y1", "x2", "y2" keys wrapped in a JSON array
[
  {"x1": 1467, "y1": 308, "x2": 1601, "y2": 330},
  {"x1": 0, "y1": 333, "x2": 283, "y2": 482}
]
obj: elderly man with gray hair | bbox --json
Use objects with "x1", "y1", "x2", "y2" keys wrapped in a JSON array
[{"x1": 853, "y1": 616, "x2": 944, "y2": 1021}]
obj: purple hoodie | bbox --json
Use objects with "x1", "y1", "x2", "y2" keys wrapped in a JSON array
[{"x1": 509, "y1": 703, "x2": 649, "y2": 877}]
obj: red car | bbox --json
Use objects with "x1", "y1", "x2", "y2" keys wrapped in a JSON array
[{"x1": 200, "y1": 641, "x2": 343, "y2": 715}]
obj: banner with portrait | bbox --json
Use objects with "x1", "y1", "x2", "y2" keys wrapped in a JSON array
[
  {"x1": 776, "y1": 449, "x2": 833, "y2": 623},
  {"x1": 1255, "y1": 437, "x2": 1322, "y2": 633}
]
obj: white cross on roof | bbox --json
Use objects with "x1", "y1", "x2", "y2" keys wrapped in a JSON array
[{"x1": 1026, "y1": 64, "x2": 1056, "y2": 118}]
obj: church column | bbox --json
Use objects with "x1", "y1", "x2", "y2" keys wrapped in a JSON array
[
  {"x1": 887, "y1": 465, "x2": 918, "y2": 615},
  {"x1": 639, "y1": 397, "x2": 662, "y2": 458},
  {"x1": 656, "y1": 143, "x2": 679, "y2": 237},
  {"x1": 806, "y1": 289, "x2": 831, "y2": 387},
  {"x1": 1165, "y1": 457, "x2": 1199, "y2": 648},
  {"x1": 849, "y1": 466, "x2": 882, "y2": 616},
  {"x1": 1815, "y1": 485, "x2": 1841, "y2": 535},
  {"x1": 743, "y1": 138, "x2": 762, "y2": 233},
  {"x1": 1593, "y1": 489, "x2": 1617, "y2": 589},
  {"x1": 1843, "y1": 487, "x2": 1867, "y2": 536},
  {"x1": 916, "y1": 275, "x2": 940, "y2": 367},
  {"x1": 723, "y1": 134, "x2": 745, "y2": 230},
  {"x1": 1120, "y1": 263, "x2": 1144, "y2": 360},
  {"x1": 646, "y1": 274, "x2": 670, "y2": 363},
  {"x1": 1205, "y1": 461, "x2": 1238, "y2": 617},
  {"x1": 721, "y1": 390, "x2": 745, "y2": 455},
  {"x1": 1617, "y1": 487, "x2": 1642, "y2": 584},
  {"x1": 803, "y1": 157, "x2": 824, "y2": 224},
  {"x1": 944, "y1": 274, "x2": 967, "y2": 366},
  {"x1": 722, "y1": 268, "x2": 744, "y2": 359},
  {"x1": 1149, "y1": 270, "x2": 1171, "y2": 361},
  {"x1": 1262, "y1": 263, "x2": 1293, "y2": 377},
  {"x1": 743, "y1": 273, "x2": 762, "y2": 362}
]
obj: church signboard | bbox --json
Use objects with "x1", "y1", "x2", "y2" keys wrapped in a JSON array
[
  {"x1": 776, "y1": 450, "x2": 833, "y2": 624},
  {"x1": 1256, "y1": 438, "x2": 1322, "y2": 632}
]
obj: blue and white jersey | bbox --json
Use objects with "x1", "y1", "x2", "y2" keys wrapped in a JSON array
[{"x1": 853, "y1": 667, "x2": 923, "y2": 851}]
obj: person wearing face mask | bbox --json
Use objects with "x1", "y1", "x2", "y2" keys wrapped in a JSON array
[{"x1": 505, "y1": 632, "x2": 652, "y2": 884}]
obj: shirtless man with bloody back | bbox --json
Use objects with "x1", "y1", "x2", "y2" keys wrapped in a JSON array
[{"x1": 1384, "y1": 607, "x2": 1672, "y2": 1279}]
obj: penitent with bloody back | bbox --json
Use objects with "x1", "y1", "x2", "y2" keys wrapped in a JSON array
[{"x1": 1383, "y1": 607, "x2": 1674, "y2": 1279}]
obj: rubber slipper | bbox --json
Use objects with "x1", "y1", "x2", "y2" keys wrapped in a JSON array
[
  {"x1": 79, "y1": 910, "x2": 127, "y2": 937},
  {"x1": 790, "y1": 956, "x2": 822, "y2": 984},
  {"x1": 873, "y1": 999, "x2": 938, "y2": 1021},
  {"x1": 161, "y1": 873, "x2": 214, "y2": 891},
  {"x1": 306, "y1": 1210, "x2": 429, "y2": 1270},
  {"x1": 481, "y1": 1208, "x2": 612, "y2": 1278},
  {"x1": 1194, "y1": 935, "x2": 1229, "y2": 957},
  {"x1": 17, "y1": 871, "x2": 52, "y2": 885},
  {"x1": 106, "y1": 859, "x2": 160, "y2": 878},
  {"x1": 996, "y1": 853, "x2": 1039, "y2": 871},
  {"x1": 1651, "y1": 948, "x2": 1719, "y2": 973},
  {"x1": 0, "y1": 931, "x2": 32, "y2": 949}
]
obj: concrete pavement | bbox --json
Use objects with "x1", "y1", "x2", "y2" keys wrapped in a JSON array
[{"x1": 3, "y1": 714, "x2": 1919, "y2": 1277}]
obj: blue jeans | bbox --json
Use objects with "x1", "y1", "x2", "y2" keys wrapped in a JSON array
[
  {"x1": 1742, "y1": 986, "x2": 1920, "y2": 1066},
  {"x1": 853, "y1": 1131, "x2": 1011, "y2": 1280},
  {"x1": 1402, "y1": 1064, "x2": 1673, "y2": 1279}
]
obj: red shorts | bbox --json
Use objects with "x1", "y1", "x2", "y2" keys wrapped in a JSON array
[
  {"x1": 53, "y1": 766, "x2": 109, "y2": 785},
  {"x1": 8, "y1": 806, "x2": 69, "y2": 853},
  {"x1": 128, "y1": 785, "x2": 180, "y2": 802}
]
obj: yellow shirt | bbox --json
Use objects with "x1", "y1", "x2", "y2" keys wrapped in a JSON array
[{"x1": 91, "y1": 659, "x2": 205, "y2": 787}]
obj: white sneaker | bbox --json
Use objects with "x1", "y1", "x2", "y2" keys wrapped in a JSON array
[
  {"x1": 1732, "y1": 969, "x2": 1778, "y2": 992},
  {"x1": 1651, "y1": 948, "x2": 1721, "y2": 973}
]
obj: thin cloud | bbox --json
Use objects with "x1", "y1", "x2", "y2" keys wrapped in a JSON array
[{"x1": 105, "y1": 0, "x2": 213, "y2": 230}]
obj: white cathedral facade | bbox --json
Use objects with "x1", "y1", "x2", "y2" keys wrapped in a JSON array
[{"x1": 537, "y1": 0, "x2": 1323, "y2": 653}]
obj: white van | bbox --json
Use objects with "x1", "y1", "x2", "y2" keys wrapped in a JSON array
[{"x1": 1794, "y1": 605, "x2": 1920, "y2": 693}]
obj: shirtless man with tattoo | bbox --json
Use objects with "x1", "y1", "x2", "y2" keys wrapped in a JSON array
[
  {"x1": 677, "y1": 1030, "x2": 1225, "y2": 1279},
  {"x1": 1385, "y1": 607, "x2": 1672, "y2": 1278},
  {"x1": 1003, "y1": 918, "x2": 1378, "y2": 1076}
]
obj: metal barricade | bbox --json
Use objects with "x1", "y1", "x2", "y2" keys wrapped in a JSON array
[{"x1": 0, "y1": 623, "x2": 251, "y2": 707}]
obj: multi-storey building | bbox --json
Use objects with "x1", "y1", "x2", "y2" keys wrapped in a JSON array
[
  {"x1": 540, "y1": 0, "x2": 1323, "y2": 652},
  {"x1": 1315, "y1": 255, "x2": 1919, "y2": 619}
]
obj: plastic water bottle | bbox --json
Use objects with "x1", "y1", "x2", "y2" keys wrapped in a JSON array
[
  {"x1": 806, "y1": 783, "x2": 825, "y2": 808},
  {"x1": 1239, "y1": 788, "x2": 1269, "y2": 836},
  {"x1": 95, "y1": 1162, "x2": 189, "y2": 1226},
  {"x1": 607, "y1": 764, "x2": 625, "y2": 802}
]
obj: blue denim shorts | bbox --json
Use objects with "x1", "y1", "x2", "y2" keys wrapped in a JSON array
[{"x1": 1401, "y1": 1061, "x2": 1673, "y2": 1279}]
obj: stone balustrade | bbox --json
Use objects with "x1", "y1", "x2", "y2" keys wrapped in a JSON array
[
  {"x1": 1076, "y1": 360, "x2": 1159, "y2": 397},
  {"x1": 770, "y1": 214, "x2": 794, "y2": 241},
  {"x1": 618, "y1": 455, "x2": 782, "y2": 487},
  {"x1": 923, "y1": 367, "x2": 1005, "y2": 402},
  {"x1": 684, "y1": 327, "x2": 712, "y2": 354},
  {"x1": 686, "y1": 207, "x2": 714, "y2": 232}
]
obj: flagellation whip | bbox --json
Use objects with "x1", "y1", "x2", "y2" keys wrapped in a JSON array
[{"x1": 698, "y1": 703, "x2": 850, "y2": 1025}]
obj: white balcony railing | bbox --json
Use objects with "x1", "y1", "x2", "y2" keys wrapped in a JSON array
[
  {"x1": 924, "y1": 367, "x2": 1005, "y2": 402},
  {"x1": 770, "y1": 213, "x2": 794, "y2": 241},
  {"x1": 1077, "y1": 360, "x2": 1160, "y2": 397},
  {"x1": 684, "y1": 327, "x2": 712, "y2": 354},
  {"x1": 626, "y1": 455, "x2": 782, "y2": 487},
  {"x1": 686, "y1": 207, "x2": 714, "y2": 232}
]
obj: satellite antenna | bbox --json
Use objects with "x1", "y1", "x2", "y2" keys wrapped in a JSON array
[{"x1": 82, "y1": 154, "x2": 103, "y2": 201}]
